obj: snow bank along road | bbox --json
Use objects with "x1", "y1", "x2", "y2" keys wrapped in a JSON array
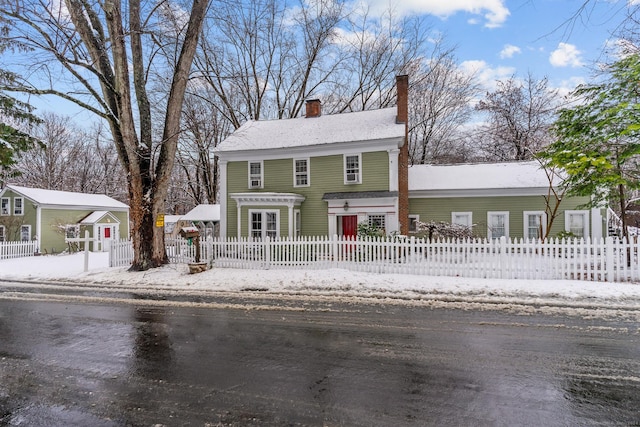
[{"x1": 1, "y1": 252, "x2": 640, "y2": 321}]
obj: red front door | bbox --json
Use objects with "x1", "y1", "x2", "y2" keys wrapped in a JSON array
[
  {"x1": 104, "y1": 227, "x2": 111, "y2": 239},
  {"x1": 342, "y1": 215, "x2": 358, "y2": 238}
]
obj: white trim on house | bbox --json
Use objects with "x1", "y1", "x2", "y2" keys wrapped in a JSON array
[
  {"x1": 1, "y1": 197, "x2": 9, "y2": 215},
  {"x1": 231, "y1": 193, "x2": 305, "y2": 239},
  {"x1": 293, "y1": 158, "x2": 310, "y2": 188},
  {"x1": 487, "y1": 211, "x2": 509, "y2": 239},
  {"x1": 325, "y1": 195, "x2": 398, "y2": 236},
  {"x1": 248, "y1": 209, "x2": 280, "y2": 240},
  {"x1": 216, "y1": 136, "x2": 404, "y2": 163},
  {"x1": 565, "y1": 210, "x2": 590, "y2": 238},
  {"x1": 344, "y1": 153, "x2": 362, "y2": 185},
  {"x1": 523, "y1": 211, "x2": 546, "y2": 240},
  {"x1": 248, "y1": 160, "x2": 264, "y2": 189},
  {"x1": 451, "y1": 212, "x2": 473, "y2": 227},
  {"x1": 13, "y1": 197, "x2": 24, "y2": 215},
  {"x1": 219, "y1": 160, "x2": 228, "y2": 238}
]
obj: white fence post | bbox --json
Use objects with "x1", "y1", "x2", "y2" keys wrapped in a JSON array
[
  {"x1": 606, "y1": 236, "x2": 614, "y2": 282},
  {"x1": 83, "y1": 230, "x2": 90, "y2": 272},
  {"x1": 499, "y1": 236, "x2": 507, "y2": 279}
]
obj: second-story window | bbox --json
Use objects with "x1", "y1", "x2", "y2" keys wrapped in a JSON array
[
  {"x1": 1, "y1": 197, "x2": 9, "y2": 215},
  {"x1": 248, "y1": 161, "x2": 263, "y2": 189},
  {"x1": 344, "y1": 154, "x2": 361, "y2": 184},
  {"x1": 294, "y1": 159, "x2": 309, "y2": 187},
  {"x1": 14, "y1": 197, "x2": 24, "y2": 216}
]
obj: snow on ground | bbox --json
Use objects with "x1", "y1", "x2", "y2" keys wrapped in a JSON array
[{"x1": 1, "y1": 252, "x2": 640, "y2": 312}]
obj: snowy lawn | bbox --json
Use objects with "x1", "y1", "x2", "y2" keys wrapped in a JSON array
[{"x1": 1, "y1": 252, "x2": 640, "y2": 311}]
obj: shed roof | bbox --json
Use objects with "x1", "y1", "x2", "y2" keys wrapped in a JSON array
[
  {"x1": 181, "y1": 204, "x2": 221, "y2": 222},
  {"x1": 3, "y1": 184, "x2": 128, "y2": 210},
  {"x1": 215, "y1": 107, "x2": 404, "y2": 153}
]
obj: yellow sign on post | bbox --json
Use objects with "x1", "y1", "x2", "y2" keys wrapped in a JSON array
[{"x1": 155, "y1": 214, "x2": 165, "y2": 227}]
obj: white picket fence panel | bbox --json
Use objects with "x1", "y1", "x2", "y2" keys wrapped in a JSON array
[
  {"x1": 109, "y1": 235, "x2": 640, "y2": 282},
  {"x1": 0, "y1": 240, "x2": 39, "y2": 260}
]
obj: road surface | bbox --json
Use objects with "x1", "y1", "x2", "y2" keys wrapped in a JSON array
[{"x1": 0, "y1": 283, "x2": 639, "y2": 426}]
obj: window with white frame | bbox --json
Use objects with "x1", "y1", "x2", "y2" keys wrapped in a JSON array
[
  {"x1": 20, "y1": 224, "x2": 30, "y2": 241},
  {"x1": 565, "y1": 210, "x2": 588, "y2": 238},
  {"x1": 451, "y1": 212, "x2": 472, "y2": 228},
  {"x1": 487, "y1": 211, "x2": 509, "y2": 239},
  {"x1": 249, "y1": 210, "x2": 279, "y2": 240},
  {"x1": 368, "y1": 214, "x2": 386, "y2": 233},
  {"x1": 524, "y1": 211, "x2": 546, "y2": 240},
  {"x1": 293, "y1": 159, "x2": 310, "y2": 187},
  {"x1": 409, "y1": 215, "x2": 420, "y2": 233},
  {"x1": 248, "y1": 161, "x2": 263, "y2": 189},
  {"x1": 1, "y1": 198, "x2": 9, "y2": 215},
  {"x1": 66, "y1": 224, "x2": 80, "y2": 239},
  {"x1": 344, "y1": 154, "x2": 361, "y2": 184},
  {"x1": 0, "y1": 225, "x2": 5, "y2": 242},
  {"x1": 13, "y1": 197, "x2": 24, "y2": 216}
]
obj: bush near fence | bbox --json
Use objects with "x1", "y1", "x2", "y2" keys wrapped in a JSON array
[{"x1": 109, "y1": 235, "x2": 640, "y2": 282}]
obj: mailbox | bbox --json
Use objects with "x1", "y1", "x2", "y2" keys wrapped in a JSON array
[{"x1": 179, "y1": 227, "x2": 200, "y2": 239}]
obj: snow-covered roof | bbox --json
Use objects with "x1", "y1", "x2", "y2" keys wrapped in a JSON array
[
  {"x1": 215, "y1": 107, "x2": 404, "y2": 153},
  {"x1": 3, "y1": 184, "x2": 128, "y2": 210},
  {"x1": 79, "y1": 211, "x2": 120, "y2": 224},
  {"x1": 164, "y1": 215, "x2": 183, "y2": 224},
  {"x1": 181, "y1": 204, "x2": 220, "y2": 222},
  {"x1": 409, "y1": 162, "x2": 551, "y2": 192}
]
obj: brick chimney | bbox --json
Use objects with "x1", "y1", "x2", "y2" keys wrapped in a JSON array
[
  {"x1": 396, "y1": 75, "x2": 409, "y2": 235},
  {"x1": 305, "y1": 99, "x2": 322, "y2": 118}
]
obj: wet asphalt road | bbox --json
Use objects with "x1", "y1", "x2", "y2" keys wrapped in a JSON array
[{"x1": 0, "y1": 287, "x2": 639, "y2": 426}]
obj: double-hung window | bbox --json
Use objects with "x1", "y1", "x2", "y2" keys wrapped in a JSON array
[
  {"x1": 293, "y1": 159, "x2": 310, "y2": 187},
  {"x1": 13, "y1": 197, "x2": 24, "y2": 216},
  {"x1": 20, "y1": 225, "x2": 30, "y2": 241},
  {"x1": 248, "y1": 161, "x2": 263, "y2": 189},
  {"x1": 451, "y1": 212, "x2": 472, "y2": 228},
  {"x1": 0, "y1": 225, "x2": 5, "y2": 242},
  {"x1": 487, "y1": 211, "x2": 509, "y2": 239},
  {"x1": 344, "y1": 154, "x2": 361, "y2": 184},
  {"x1": 249, "y1": 210, "x2": 279, "y2": 240},
  {"x1": 565, "y1": 210, "x2": 588, "y2": 238},
  {"x1": 524, "y1": 211, "x2": 545, "y2": 240},
  {"x1": 1, "y1": 197, "x2": 9, "y2": 215}
]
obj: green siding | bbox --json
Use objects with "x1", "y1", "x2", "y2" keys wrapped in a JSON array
[
  {"x1": 1, "y1": 186, "x2": 129, "y2": 253},
  {"x1": 226, "y1": 151, "x2": 390, "y2": 237},
  {"x1": 409, "y1": 195, "x2": 593, "y2": 239},
  {"x1": 0, "y1": 189, "x2": 37, "y2": 241}
]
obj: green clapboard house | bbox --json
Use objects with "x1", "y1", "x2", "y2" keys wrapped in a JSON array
[
  {"x1": 215, "y1": 75, "x2": 602, "y2": 241},
  {"x1": 215, "y1": 76, "x2": 411, "y2": 239},
  {"x1": 0, "y1": 184, "x2": 130, "y2": 253},
  {"x1": 408, "y1": 162, "x2": 605, "y2": 240}
]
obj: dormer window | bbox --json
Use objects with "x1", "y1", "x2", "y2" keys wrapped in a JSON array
[
  {"x1": 344, "y1": 154, "x2": 361, "y2": 184},
  {"x1": 248, "y1": 161, "x2": 263, "y2": 189}
]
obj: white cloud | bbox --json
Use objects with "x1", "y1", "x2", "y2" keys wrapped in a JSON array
[
  {"x1": 549, "y1": 43, "x2": 584, "y2": 68},
  {"x1": 499, "y1": 44, "x2": 521, "y2": 59},
  {"x1": 460, "y1": 59, "x2": 515, "y2": 92},
  {"x1": 355, "y1": 0, "x2": 510, "y2": 28}
]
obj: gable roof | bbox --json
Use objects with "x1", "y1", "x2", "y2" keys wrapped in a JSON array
[
  {"x1": 3, "y1": 184, "x2": 128, "y2": 210},
  {"x1": 215, "y1": 107, "x2": 404, "y2": 153},
  {"x1": 409, "y1": 162, "x2": 552, "y2": 195},
  {"x1": 79, "y1": 211, "x2": 121, "y2": 224}
]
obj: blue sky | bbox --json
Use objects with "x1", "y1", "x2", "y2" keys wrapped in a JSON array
[{"x1": 361, "y1": 0, "x2": 634, "y2": 94}]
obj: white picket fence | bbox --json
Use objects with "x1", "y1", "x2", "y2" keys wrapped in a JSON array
[
  {"x1": 0, "y1": 240, "x2": 39, "y2": 260},
  {"x1": 109, "y1": 235, "x2": 640, "y2": 282}
]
